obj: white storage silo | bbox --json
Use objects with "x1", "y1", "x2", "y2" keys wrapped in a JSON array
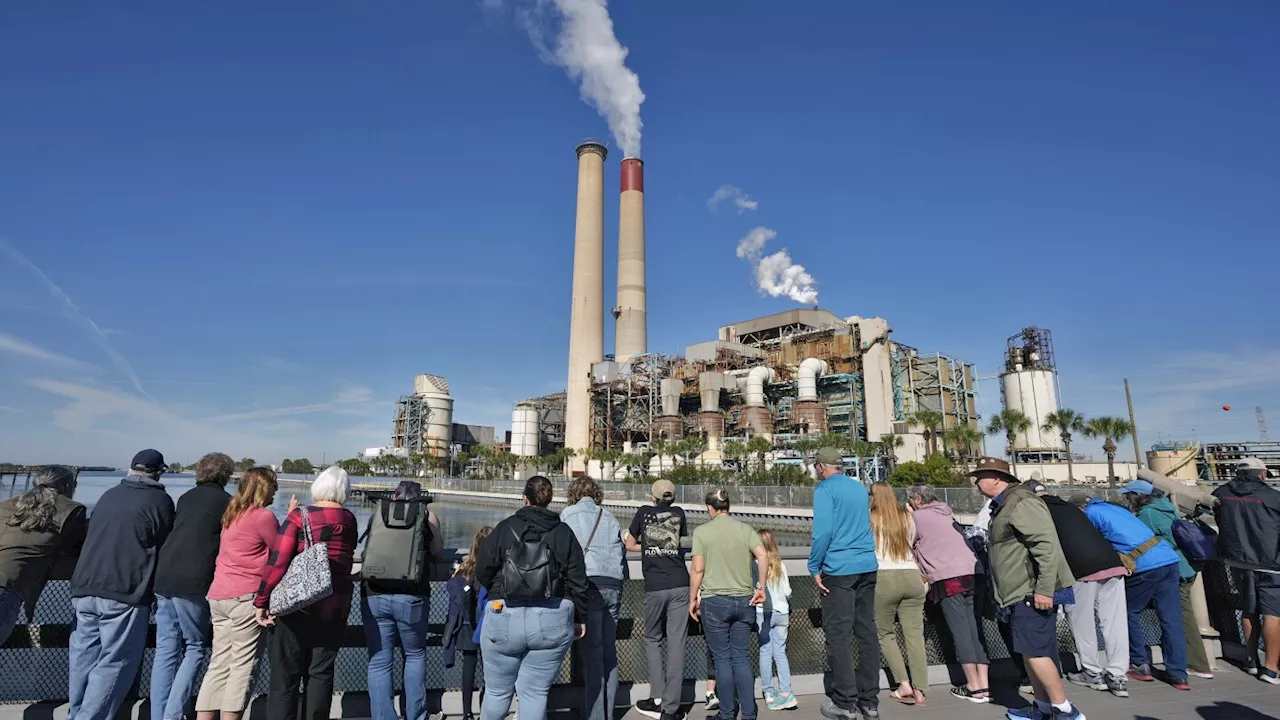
[
  {"x1": 414, "y1": 374, "x2": 454, "y2": 458},
  {"x1": 999, "y1": 328, "x2": 1063, "y2": 455},
  {"x1": 511, "y1": 404, "x2": 541, "y2": 457}
]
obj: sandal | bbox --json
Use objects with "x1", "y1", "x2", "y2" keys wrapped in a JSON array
[
  {"x1": 914, "y1": 691, "x2": 928, "y2": 708},
  {"x1": 889, "y1": 689, "x2": 916, "y2": 705},
  {"x1": 951, "y1": 686, "x2": 991, "y2": 704}
]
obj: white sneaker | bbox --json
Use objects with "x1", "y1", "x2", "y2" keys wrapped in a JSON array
[{"x1": 1187, "y1": 669, "x2": 1214, "y2": 680}]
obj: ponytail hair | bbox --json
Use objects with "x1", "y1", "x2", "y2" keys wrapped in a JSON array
[{"x1": 7, "y1": 465, "x2": 77, "y2": 533}]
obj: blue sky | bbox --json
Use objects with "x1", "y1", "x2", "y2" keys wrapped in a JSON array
[{"x1": 1, "y1": 2, "x2": 1277, "y2": 467}]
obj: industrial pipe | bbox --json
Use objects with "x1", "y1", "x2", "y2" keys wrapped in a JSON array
[
  {"x1": 660, "y1": 379, "x2": 683, "y2": 417},
  {"x1": 1136, "y1": 467, "x2": 1217, "y2": 514},
  {"x1": 797, "y1": 358, "x2": 828, "y2": 401},
  {"x1": 746, "y1": 366, "x2": 775, "y2": 407}
]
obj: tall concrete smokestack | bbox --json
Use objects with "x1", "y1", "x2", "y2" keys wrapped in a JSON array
[
  {"x1": 565, "y1": 141, "x2": 608, "y2": 472},
  {"x1": 613, "y1": 157, "x2": 646, "y2": 365}
]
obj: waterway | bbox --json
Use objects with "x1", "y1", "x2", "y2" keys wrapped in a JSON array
[{"x1": 0, "y1": 471, "x2": 813, "y2": 547}]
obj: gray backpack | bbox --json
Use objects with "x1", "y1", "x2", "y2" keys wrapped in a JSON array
[{"x1": 361, "y1": 498, "x2": 433, "y2": 587}]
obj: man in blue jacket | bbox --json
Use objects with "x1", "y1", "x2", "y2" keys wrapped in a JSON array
[
  {"x1": 808, "y1": 447, "x2": 878, "y2": 720},
  {"x1": 1074, "y1": 495, "x2": 1190, "y2": 691}
]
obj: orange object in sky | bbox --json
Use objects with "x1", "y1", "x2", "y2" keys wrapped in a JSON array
[{"x1": 1223, "y1": 405, "x2": 1232, "y2": 411}]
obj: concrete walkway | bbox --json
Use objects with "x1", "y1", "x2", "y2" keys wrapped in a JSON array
[
  {"x1": 613, "y1": 664, "x2": 1279, "y2": 720},
  {"x1": 5, "y1": 665, "x2": 1274, "y2": 720}
]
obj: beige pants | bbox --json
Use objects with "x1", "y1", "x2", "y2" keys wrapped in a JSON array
[{"x1": 195, "y1": 596, "x2": 263, "y2": 713}]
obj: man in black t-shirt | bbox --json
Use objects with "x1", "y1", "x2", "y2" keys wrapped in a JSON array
[{"x1": 625, "y1": 479, "x2": 689, "y2": 720}]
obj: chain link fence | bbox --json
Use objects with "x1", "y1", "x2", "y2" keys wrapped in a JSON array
[
  {"x1": 1, "y1": 556, "x2": 1248, "y2": 705},
  {"x1": 280, "y1": 474, "x2": 1124, "y2": 515}
]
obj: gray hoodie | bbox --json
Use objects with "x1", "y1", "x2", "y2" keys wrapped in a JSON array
[{"x1": 561, "y1": 498, "x2": 624, "y2": 582}]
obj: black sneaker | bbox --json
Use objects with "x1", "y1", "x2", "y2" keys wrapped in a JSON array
[
  {"x1": 660, "y1": 713, "x2": 682, "y2": 720},
  {"x1": 635, "y1": 699, "x2": 663, "y2": 720},
  {"x1": 859, "y1": 706, "x2": 880, "y2": 719}
]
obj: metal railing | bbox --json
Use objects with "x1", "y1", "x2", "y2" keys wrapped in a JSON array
[
  {"x1": 2, "y1": 551, "x2": 1248, "y2": 705},
  {"x1": 278, "y1": 474, "x2": 1124, "y2": 513}
]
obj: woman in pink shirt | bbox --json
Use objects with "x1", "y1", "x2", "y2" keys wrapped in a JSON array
[{"x1": 195, "y1": 467, "x2": 297, "y2": 720}]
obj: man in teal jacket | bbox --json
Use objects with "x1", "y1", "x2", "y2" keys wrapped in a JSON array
[
  {"x1": 807, "y1": 447, "x2": 878, "y2": 720},
  {"x1": 1123, "y1": 480, "x2": 1214, "y2": 679}
]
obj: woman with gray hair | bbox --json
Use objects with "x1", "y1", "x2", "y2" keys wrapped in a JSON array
[
  {"x1": 906, "y1": 484, "x2": 991, "y2": 703},
  {"x1": 0, "y1": 465, "x2": 86, "y2": 645}
]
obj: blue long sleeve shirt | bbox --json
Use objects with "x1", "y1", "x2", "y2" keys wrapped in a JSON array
[
  {"x1": 807, "y1": 473, "x2": 877, "y2": 577},
  {"x1": 1081, "y1": 498, "x2": 1180, "y2": 575}
]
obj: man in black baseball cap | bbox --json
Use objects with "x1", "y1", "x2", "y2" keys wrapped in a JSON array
[
  {"x1": 67, "y1": 450, "x2": 176, "y2": 720},
  {"x1": 130, "y1": 449, "x2": 168, "y2": 476}
]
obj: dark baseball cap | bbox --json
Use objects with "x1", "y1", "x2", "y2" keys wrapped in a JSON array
[{"x1": 130, "y1": 449, "x2": 168, "y2": 472}]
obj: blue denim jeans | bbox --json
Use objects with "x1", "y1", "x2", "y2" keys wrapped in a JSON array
[
  {"x1": 361, "y1": 593, "x2": 429, "y2": 720},
  {"x1": 702, "y1": 595, "x2": 757, "y2": 720},
  {"x1": 757, "y1": 610, "x2": 792, "y2": 694},
  {"x1": 1125, "y1": 563, "x2": 1188, "y2": 681},
  {"x1": 0, "y1": 586, "x2": 23, "y2": 647},
  {"x1": 151, "y1": 594, "x2": 212, "y2": 720},
  {"x1": 480, "y1": 598, "x2": 574, "y2": 720},
  {"x1": 577, "y1": 582, "x2": 621, "y2": 720},
  {"x1": 68, "y1": 596, "x2": 150, "y2": 720}
]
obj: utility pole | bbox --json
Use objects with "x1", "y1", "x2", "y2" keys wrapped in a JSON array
[{"x1": 1125, "y1": 378, "x2": 1142, "y2": 468}]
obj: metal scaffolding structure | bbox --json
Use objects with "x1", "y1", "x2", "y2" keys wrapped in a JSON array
[
  {"x1": 903, "y1": 351, "x2": 979, "y2": 432},
  {"x1": 391, "y1": 395, "x2": 433, "y2": 455}
]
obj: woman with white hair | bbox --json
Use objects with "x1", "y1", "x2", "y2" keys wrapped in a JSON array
[{"x1": 254, "y1": 467, "x2": 359, "y2": 720}]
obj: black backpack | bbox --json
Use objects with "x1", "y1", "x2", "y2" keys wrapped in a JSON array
[
  {"x1": 500, "y1": 523, "x2": 562, "y2": 601},
  {"x1": 361, "y1": 497, "x2": 434, "y2": 587}
]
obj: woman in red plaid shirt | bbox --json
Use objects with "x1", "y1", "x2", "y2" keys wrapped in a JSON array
[{"x1": 254, "y1": 467, "x2": 359, "y2": 720}]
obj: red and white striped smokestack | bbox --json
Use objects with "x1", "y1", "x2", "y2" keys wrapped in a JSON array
[
  {"x1": 613, "y1": 157, "x2": 646, "y2": 364},
  {"x1": 565, "y1": 141, "x2": 607, "y2": 468}
]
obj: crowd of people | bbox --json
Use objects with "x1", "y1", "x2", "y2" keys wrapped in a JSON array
[{"x1": 0, "y1": 447, "x2": 1277, "y2": 720}]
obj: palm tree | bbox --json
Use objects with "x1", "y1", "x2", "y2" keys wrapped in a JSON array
[
  {"x1": 909, "y1": 411, "x2": 945, "y2": 457},
  {"x1": 1083, "y1": 416, "x2": 1134, "y2": 488},
  {"x1": 793, "y1": 437, "x2": 820, "y2": 473},
  {"x1": 943, "y1": 425, "x2": 984, "y2": 462},
  {"x1": 651, "y1": 438, "x2": 670, "y2": 476},
  {"x1": 722, "y1": 440, "x2": 747, "y2": 473},
  {"x1": 678, "y1": 436, "x2": 707, "y2": 468},
  {"x1": 1042, "y1": 409, "x2": 1087, "y2": 484},
  {"x1": 850, "y1": 440, "x2": 880, "y2": 483},
  {"x1": 986, "y1": 409, "x2": 1032, "y2": 476},
  {"x1": 746, "y1": 435, "x2": 772, "y2": 473},
  {"x1": 879, "y1": 433, "x2": 905, "y2": 474}
]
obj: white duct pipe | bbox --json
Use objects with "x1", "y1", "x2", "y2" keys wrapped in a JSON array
[
  {"x1": 660, "y1": 379, "x2": 683, "y2": 417},
  {"x1": 797, "y1": 358, "x2": 828, "y2": 401},
  {"x1": 746, "y1": 366, "x2": 775, "y2": 407}
]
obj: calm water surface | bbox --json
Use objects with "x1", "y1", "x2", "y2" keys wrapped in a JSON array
[{"x1": 1, "y1": 471, "x2": 811, "y2": 547}]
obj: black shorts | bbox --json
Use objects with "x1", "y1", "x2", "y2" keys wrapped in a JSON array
[
  {"x1": 1007, "y1": 601, "x2": 1060, "y2": 659},
  {"x1": 1233, "y1": 568, "x2": 1280, "y2": 618}
]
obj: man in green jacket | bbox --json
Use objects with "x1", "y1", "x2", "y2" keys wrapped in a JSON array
[
  {"x1": 969, "y1": 457, "x2": 1082, "y2": 720},
  {"x1": 1122, "y1": 480, "x2": 1214, "y2": 679}
]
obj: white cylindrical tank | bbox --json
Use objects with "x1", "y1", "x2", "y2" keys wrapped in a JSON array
[
  {"x1": 511, "y1": 404, "x2": 541, "y2": 457},
  {"x1": 745, "y1": 366, "x2": 775, "y2": 406},
  {"x1": 1000, "y1": 369, "x2": 1062, "y2": 452},
  {"x1": 797, "y1": 358, "x2": 828, "y2": 401},
  {"x1": 414, "y1": 374, "x2": 454, "y2": 458}
]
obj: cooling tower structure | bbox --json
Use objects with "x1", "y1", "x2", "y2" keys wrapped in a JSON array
[
  {"x1": 1000, "y1": 327, "x2": 1064, "y2": 461},
  {"x1": 613, "y1": 158, "x2": 647, "y2": 365},
  {"x1": 565, "y1": 141, "x2": 608, "y2": 471}
]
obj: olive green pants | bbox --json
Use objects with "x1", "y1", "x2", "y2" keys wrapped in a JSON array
[
  {"x1": 875, "y1": 569, "x2": 929, "y2": 691},
  {"x1": 1181, "y1": 579, "x2": 1212, "y2": 672}
]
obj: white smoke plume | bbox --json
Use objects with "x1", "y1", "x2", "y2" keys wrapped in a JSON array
[
  {"x1": 734, "y1": 227, "x2": 819, "y2": 305},
  {"x1": 707, "y1": 185, "x2": 758, "y2": 213},
  {"x1": 516, "y1": 0, "x2": 645, "y2": 157}
]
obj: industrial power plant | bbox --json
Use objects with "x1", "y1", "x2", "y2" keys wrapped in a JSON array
[{"x1": 512, "y1": 141, "x2": 986, "y2": 477}]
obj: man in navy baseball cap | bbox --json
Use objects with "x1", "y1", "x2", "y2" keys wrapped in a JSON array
[{"x1": 130, "y1": 449, "x2": 168, "y2": 475}]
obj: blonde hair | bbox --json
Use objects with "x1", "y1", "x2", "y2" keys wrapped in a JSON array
[
  {"x1": 869, "y1": 481, "x2": 912, "y2": 562},
  {"x1": 456, "y1": 525, "x2": 493, "y2": 581},
  {"x1": 758, "y1": 529, "x2": 783, "y2": 588},
  {"x1": 223, "y1": 467, "x2": 277, "y2": 529}
]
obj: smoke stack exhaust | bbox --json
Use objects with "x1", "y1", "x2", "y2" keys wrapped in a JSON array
[
  {"x1": 613, "y1": 157, "x2": 646, "y2": 364},
  {"x1": 565, "y1": 141, "x2": 608, "y2": 469}
]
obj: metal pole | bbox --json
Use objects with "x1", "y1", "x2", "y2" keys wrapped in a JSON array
[{"x1": 1125, "y1": 378, "x2": 1143, "y2": 469}]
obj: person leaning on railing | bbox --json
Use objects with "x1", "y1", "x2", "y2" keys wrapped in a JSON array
[
  {"x1": 254, "y1": 466, "x2": 359, "y2": 720},
  {"x1": 195, "y1": 466, "x2": 292, "y2": 720},
  {"x1": 0, "y1": 465, "x2": 86, "y2": 647}
]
